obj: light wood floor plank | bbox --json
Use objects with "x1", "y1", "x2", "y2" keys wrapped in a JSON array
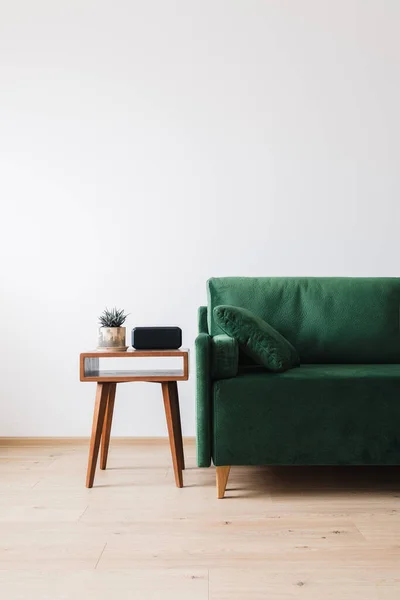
[
  {"x1": 209, "y1": 567, "x2": 400, "y2": 599},
  {"x1": 0, "y1": 569, "x2": 208, "y2": 599},
  {"x1": 0, "y1": 531, "x2": 107, "y2": 569}
]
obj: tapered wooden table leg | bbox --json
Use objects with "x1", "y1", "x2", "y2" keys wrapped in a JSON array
[
  {"x1": 162, "y1": 381, "x2": 184, "y2": 487},
  {"x1": 168, "y1": 381, "x2": 185, "y2": 471},
  {"x1": 100, "y1": 383, "x2": 116, "y2": 470},
  {"x1": 86, "y1": 383, "x2": 110, "y2": 488}
]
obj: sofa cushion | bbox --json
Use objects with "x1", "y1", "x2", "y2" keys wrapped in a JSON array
[
  {"x1": 213, "y1": 305, "x2": 300, "y2": 373},
  {"x1": 207, "y1": 277, "x2": 400, "y2": 364},
  {"x1": 212, "y1": 364, "x2": 400, "y2": 466}
]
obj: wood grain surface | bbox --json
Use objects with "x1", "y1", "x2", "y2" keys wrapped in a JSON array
[{"x1": 1, "y1": 439, "x2": 400, "y2": 598}]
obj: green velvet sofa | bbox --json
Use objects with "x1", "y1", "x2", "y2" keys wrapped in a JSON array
[{"x1": 196, "y1": 277, "x2": 400, "y2": 498}]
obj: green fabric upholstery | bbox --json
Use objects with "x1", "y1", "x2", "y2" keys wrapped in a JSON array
[
  {"x1": 197, "y1": 277, "x2": 400, "y2": 469},
  {"x1": 195, "y1": 331, "x2": 212, "y2": 467},
  {"x1": 211, "y1": 334, "x2": 239, "y2": 379},
  {"x1": 212, "y1": 364, "x2": 400, "y2": 466},
  {"x1": 207, "y1": 277, "x2": 400, "y2": 363},
  {"x1": 214, "y1": 305, "x2": 299, "y2": 373},
  {"x1": 198, "y1": 305, "x2": 208, "y2": 335}
]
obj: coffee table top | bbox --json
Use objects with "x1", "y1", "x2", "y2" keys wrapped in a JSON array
[
  {"x1": 80, "y1": 348, "x2": 189, "y2": 382},
  {"x1": 82, "y1": 348, "x2": 189, "y2": 358}
]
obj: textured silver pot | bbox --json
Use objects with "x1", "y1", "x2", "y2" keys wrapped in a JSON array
[{"x1": 97, "y1": 327, "x2": 127, "y2": 351}]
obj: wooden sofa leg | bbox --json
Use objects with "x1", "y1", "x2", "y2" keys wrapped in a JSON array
[{"x1": 216, "y1": 466, "x2": 231, "y2": 499}]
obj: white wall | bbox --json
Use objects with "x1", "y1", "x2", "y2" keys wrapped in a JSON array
[{"x1": 1, "y1": 1, "x2": 399, "y2": 436}]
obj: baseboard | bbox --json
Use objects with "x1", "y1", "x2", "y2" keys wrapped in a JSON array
[{"x1": 0, "y1": 436, "x2": 196, "y2": 446}]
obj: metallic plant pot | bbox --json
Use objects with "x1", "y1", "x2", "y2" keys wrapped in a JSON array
[{"x1": 97, "y1": 327, "x2": 127, "y2": 351}]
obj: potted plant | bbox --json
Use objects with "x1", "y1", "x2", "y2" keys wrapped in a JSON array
[{"x1": 98, "y1": 307, "x2": 129, "y2": 351}]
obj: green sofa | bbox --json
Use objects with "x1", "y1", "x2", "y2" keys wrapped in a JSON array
[{"x1": 196, "y1": 277, "x2": 400, "y2": 498}]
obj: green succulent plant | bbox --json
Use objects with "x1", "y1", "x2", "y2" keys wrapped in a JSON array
[{"x1": 99, "y1": 307, "x2": 128, "y2": 328}]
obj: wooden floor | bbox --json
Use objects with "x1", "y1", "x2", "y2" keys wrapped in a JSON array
[{"x1": 1, "y1": 440, "x2": 400, "y2": 598}]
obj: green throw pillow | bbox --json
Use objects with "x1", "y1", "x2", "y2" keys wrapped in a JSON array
[{"x1": 213, "y1": 305, "x2": 300, "y2": 373}]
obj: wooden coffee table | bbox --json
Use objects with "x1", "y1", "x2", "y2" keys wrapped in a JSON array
[{"x1": 80, "y1": 349, "x2": 189, "y2": 488}]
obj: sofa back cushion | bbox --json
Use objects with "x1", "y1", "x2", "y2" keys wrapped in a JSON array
[{"x1": 207, "y1": 277, "x2": 400, "y2": 364}]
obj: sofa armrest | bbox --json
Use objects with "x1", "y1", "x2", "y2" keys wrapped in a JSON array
[
  {"x1": 196, "y1": 332, "x2": 212, "y2": 467},
  {"x1": 211, "y1": 334, "x2": 239, "y2": 380},
  {"x1": 198, "y1": 306, "x2": 208, "y2": 334}
]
